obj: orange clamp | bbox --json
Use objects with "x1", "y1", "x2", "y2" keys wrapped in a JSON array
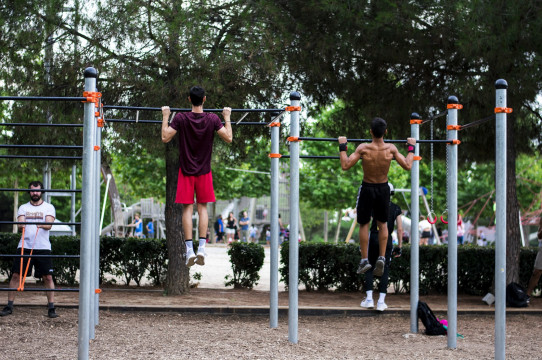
[
  {"x1": 94, "y1": 111, "x2": 100, "y2": 117},
  {"x1": 410, "y1": 119, "x2": 423, "y2": 125},
  {"x1": 285, "y1": 106, "x2": 301, "y2": 112},
  {"x1": 82, "y1": 91, "x2": 102, "y2": 105},
  {"x1": 97, "y1": 118, "x2": 104, "y2": 128},
  {"x1": 447, "y1": 125, "x2": 462, "y2": 131},
  {"x1": 269, "y1": 153, "x2": 282, "y2": 158},
  {"x1": 495, "y1": 107, "x2": 513, "y2": 114},
  {"x1": 447, "y1": 139, "x2": 461, "y2": 145},
  {"x1": 94, "y1": 145, "x2": 100, "y2": 151},
  {"x1": 414, "y1": 156, "x2": 422, "y2": 161},
  {"x1": 447, "y1": 103, "x2": 463, "y2": 110},
  {"x1": 269, "y1": 122, "x2": 281, "y2": 127},
  {"x1": 287, "y1": 136, "x2": 300, "y2": 142},
  {"x1": 95, "y1": 289, "x2": 102, "y2": 294}
]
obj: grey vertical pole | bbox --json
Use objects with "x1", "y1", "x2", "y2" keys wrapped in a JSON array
[
  {"x1": 269, "y1": 113, "x2": 280, "y2": 328},
  {"x1": 288, "y1": 92, "x2": 301, "y2": 344},
  {"x1": 446, "y1": 96, "x2": 459, "y2": 349},
  {"x1": 71, "y1": 165, "x2": 76, "y2": 236},
  {"x1": 88, "y1": 86, "x2": 98, "y2": 340},
  {"x1": 94, "y1": 119, "x2": 102, "y2": 328},
  {"x1": 79, "y1": 67, "x2": 97, "y2": 360},
  {"x1": 495, "y1": 79, "x2": 508, "y2": 360},
  {"x1": 409, "y1": 113, "x2": 420, "y2": 333}
]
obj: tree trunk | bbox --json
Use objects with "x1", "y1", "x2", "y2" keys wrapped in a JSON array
[
  {"x1": 506, "y1": 118, "x2": 521, "y2": 284},
  {"x1": 164, "y1": 138, "x2": 190, "y2": 294}
]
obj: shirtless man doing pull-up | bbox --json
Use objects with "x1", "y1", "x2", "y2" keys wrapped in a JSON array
[{"x1": 339, "y1": 117, "x2": 415, "y2": 276}]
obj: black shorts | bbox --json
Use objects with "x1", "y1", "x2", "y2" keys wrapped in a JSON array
[
  {"x1": 11, "y1": 249, "x2": 54, "y2": 278},
  {"x1": 421, "y1": 231, "x2": 431, "y2": 238},
  {"x1": 356, "y1": 182, "x2": 390, "y2": 224}
]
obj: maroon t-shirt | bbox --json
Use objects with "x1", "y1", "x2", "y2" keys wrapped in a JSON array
[{"x1": 170, "y1": 112, "x2": 223, "y2": 176}]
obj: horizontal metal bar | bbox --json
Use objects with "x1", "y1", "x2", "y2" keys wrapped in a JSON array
[
  {"x1": 0, "y1": 155, "x2": 82, "y2": 160},
  {"x1": 0, "y1": 288, "x2": 79, "y2": 292},
  {"x1": 0, "y1": 123, "x2": 83, "y2": 127},
  {"x1": 0, "y1": 96, "x2": 87, "y2": 102},
  {"x1": 0, "y1": 188, "x2": 81, "y2": 193},
  {"x1": 0, "y1": 221, "x2": 81, "y2": 225},
  {"x1": 104, "y1": 119, "x2": 270, "y2": 126},
  {"x1": 103, "y1": 105, "x2": 284, "y2": 113},
  {"x1": 0, "y1": 254, "x2": 80, "y2": 258},
  {"x1": 297, "y1": 137, "x2": 452, "y2": 144},
  {"x1": 0, "y1": 144, "x2": 82, "y2": 149},
  {"x1": 281, "y1": 155, "x2": 340, "y2": 159}
]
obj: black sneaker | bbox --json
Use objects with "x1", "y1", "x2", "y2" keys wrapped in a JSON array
[
  {"x1": 374, "y1": 256, "x2": 386, "y2": 276},
  {"x1": 356, "y1": 259, "x2": 372, "y2": 274},
  {"x1": 48, "y1": 308, "x2": 59, "y2": 318},
  {"x1": 0, "y1": 306, "x2": 13, "y2": 316}
]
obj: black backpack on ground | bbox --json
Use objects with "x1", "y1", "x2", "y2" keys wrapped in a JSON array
[
  {"x1": 506, "y1": 282, "x2": 529, "y2": 308},
  {"x1": 417, "y1": 301, "x2": 447, "y2": 336}
]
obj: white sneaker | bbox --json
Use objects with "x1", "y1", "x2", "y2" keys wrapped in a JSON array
[
  {"x1": 360, "y1": 298, "x2": 374, "y2": 309},
  {"x1": 185, "y1": 249, "x2": 197, "y2": 267},
  {"x1": 196, "y1": 249, "x2": 206, "y2": 266},
  {"x1": 376, "y1": 301, "x2": 388, "y2": 312}
]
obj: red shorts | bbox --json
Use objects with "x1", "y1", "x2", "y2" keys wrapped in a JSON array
[{"x1": 176, "y1": 168, "x2": 216, "y2": 204}]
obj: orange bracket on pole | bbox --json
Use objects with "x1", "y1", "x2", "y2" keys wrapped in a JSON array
[
  {"x1": 414, "y1": 156, "x2": 422, "y2": 161},
  {"x1": 447, "y1": 125, "x2": 462, "y2": 131},
  {"x1": 97, "y1": 118, "x2": 105, "y2": 127},
  {"x1": 83, "y1": 91, "x2": 102, "y2": 108},
  {"x1": 447, "y1": 103, "x2": 463, "y2": 110},
  {"x1": 95, "y1": 289, "x2": 102, "y2": 294},
  {"x1": 410, "y1": 119, "x2": 423, "y2": 125},
  {"x1": 447, "y1": 139, "x2": 461, "y2": 145},
  {"x1": 287, "y1": 136, "x2": 300, "y2": 142},
  {"x1": 94, "y1": 146, "x2": 100, "y2": 151},
  {"x1": 494, "y1": 107, "x2": 513, "y2": 113},
  {"x1": 268, "y1": 153, "x2": 282, "y2": 158},
  {"x1": 285, "y1": 106, "x2": 301, "y2": 112},
  {"x1": 269, "y1": 122, "x2": 281, "y2": 127}
]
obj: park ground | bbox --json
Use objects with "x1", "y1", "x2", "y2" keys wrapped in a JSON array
[{"x1": 1, "y1": 245, "x2": 541, "y2": 359}]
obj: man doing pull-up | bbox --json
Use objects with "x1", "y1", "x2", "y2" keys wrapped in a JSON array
[{"x1": 339, "y1": 117, "x2": 415, "y2": 276}]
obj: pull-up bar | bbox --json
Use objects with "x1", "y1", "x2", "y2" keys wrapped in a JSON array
[
  {"x1": 294, "y1": 136, "x2": 452, "y2": 144},
  {"x1": 0, "y1": 96, "x2": 87, "y2": 102},
  {"x1": 0, "y1": 123, "x2": 83, "y2": 127},
  {"x1": 103, "y1": 105, "x2": 285, "y2": 113},
  {"x1": 0, "y1": 188, "x2": 81, "y2": 193},
  {"x1": 104, "y1": 118, "x2": 270, "y2": 126},
  {"x1": 0, "y1": 144, "x2": 82, "y2": 150},
  {"x1": 0, "y1": 155, "x2": 82, "y2": 160}
]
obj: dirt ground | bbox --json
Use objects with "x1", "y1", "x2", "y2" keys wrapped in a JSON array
[{"x1": 1, "y1": 287, "x2": 541, "y2": 359}]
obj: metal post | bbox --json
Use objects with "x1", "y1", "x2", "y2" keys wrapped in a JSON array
[
  {"x1": 288, "y1": 92, "x2": 301, "y2": 344},
  {"x1": 269, "y1": 114, "x2": 280, "y2": 328},
  {"x1": 495, "y1": 79, "x2": 508, "y2": 360},
  {"x1": 446, "y1": 96, "x2": 459, "y2": 349},
  {"x1": 94, "y1": 119, "x2": 102, "y2": 329},
  {"x1": 71, "y1": 165, "x2": 76, "y2": 236},
  {"x1": 78, "y1": 67, "x2": 97, "y2": 360},
  {"x1": 409, "y1": 113, "x2": 420, "y2": 333}
]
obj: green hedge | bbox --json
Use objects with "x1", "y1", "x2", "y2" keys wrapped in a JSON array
[
  {"x1": 280, "y1": 241, "x2": 540, "y2": 295},
  {"x1": 0, "y1": 233, "x2": 168, "y2": 286},
  {"x1": 225, "y1": 242, "x2": 265, "y2": 289}
]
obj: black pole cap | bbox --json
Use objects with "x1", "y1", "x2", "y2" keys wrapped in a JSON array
[
  {"x1": 290, "y1": 91, "x2": 301, "y2": 101},
  {"x1": 84, "y1": 67, "x2": 98, "y2": 79},
  {"x1": 495, "y1": 79, "x2": 508, "y2": 89},
  {"x1": 410, "y1": 112, "x2": 421, "y2": 120},
  {"x1": 447, "y1": 95, "x2": 459, "y2": 104}
]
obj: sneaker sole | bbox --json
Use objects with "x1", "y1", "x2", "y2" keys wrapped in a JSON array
[
  {"x1": 196, "y1": 254, "x2": 205, "y2": 266},
  {"x1": 356, "y1": 264, "x2": 372, "y2": 274},
  {"x1": 186, "y1": 256, "x2": 197, "y2": 267},
  {"x1": 376, "y1": 304, "x2": 388, "y2": 312},
  {"x1": 374, "y1": 260, "x2": 385, "y2": 276},
  {"x1": 360, "y1": 303, "x2": 374, "y2": 309}
]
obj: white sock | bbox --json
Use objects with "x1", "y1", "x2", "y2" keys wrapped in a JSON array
[
  {"x1": 362, "y1": 258, "x2": 368, "y2": 262},
  {"x1": 198, "y1": 238, "x2": 206, "y2": 251},
  {"x1": 378, "y1": 293, "x2": 386, "y2": 303},
  {"x1": 366, "y1": 290, "x2": 373, "y2": 300},
  {"x1": 185, "y1": 240, "x2": 193, "y2": 254}
]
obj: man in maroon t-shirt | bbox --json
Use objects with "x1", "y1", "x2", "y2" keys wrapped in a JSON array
[{"x1": 161, "y1": 86, "x2": 232, "y2": 267}]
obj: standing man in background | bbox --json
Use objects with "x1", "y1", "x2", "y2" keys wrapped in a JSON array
[
  {"x1": 0, "y1": 181, "x2": 58, "y2": 318},
  {"x1": 162, "y1": 86, "x2": 232, "y2": 267}
]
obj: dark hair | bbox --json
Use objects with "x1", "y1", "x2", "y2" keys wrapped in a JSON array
[
  {"x1": 28, "y1": 180, "x2": 43, "y2": 190},
  {"x1": 371, "y1": 117, "x2": 387, "y2": 138},
  {"x1": 189, "y1": 86, "x2": 205, "y2": 106}
]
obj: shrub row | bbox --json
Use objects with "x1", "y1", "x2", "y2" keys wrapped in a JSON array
[{"x1": 280, "y1": 241, "x2": 539, "y2": 295}]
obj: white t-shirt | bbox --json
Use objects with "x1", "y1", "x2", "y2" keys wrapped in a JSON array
[
  {"x1": 419, "y1": 219, "x2": 431, "y2": 232},
  {"x1": 17, "y1": 201, "x2": 56, "y2": 250}
]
